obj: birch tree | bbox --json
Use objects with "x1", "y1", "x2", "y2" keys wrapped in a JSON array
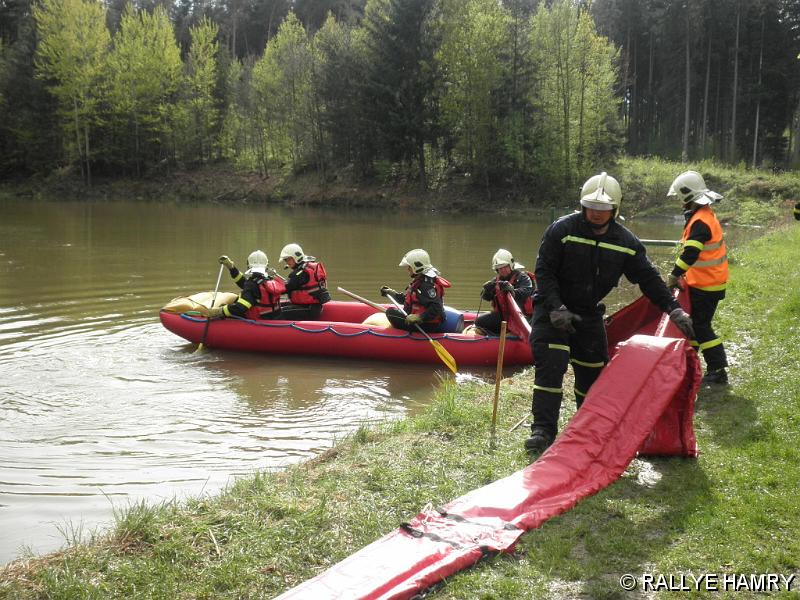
[{"x1": 33, "y1": 0, "x2": 110, "y2": 185}]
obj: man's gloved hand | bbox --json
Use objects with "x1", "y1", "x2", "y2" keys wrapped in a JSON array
[
  {"x1": 219, "y1": 255, "x2": 235, "y2": 269},
  {"x1": 549, "y1": 305, "x2": 579, "y2": 333},
  {"x1": 380, "y1": 286, "x2": 397, "y2": 298},
  {"x1": 666, "y1": 273, "x2": 682, "y2": 289},
  {"x1": 499, "y1": 281, "x2": 514, "y2": 293},
  {"x1": 207, "y1": 306, "x2": 225, "y2": 320},
  {"x1": 405, "y1": 313, "x2": 423, "y2": 326},
  {"x1": 669, "y1": 308, "x2": 694, "y2": 338}
]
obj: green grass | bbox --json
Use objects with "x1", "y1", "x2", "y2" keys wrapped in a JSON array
[
  {"x1": 616, "y1": 156, "x2": 800, "y2": 225},
  {"x1": 3, "y1": 225, "x2": 800, "y2": 599}
]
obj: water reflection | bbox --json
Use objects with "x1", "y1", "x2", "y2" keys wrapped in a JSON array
[{"x1": 0, "y1": 197, "x2": 717, "y2": 564}]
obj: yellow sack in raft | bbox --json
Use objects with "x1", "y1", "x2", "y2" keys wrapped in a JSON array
[
  {"x1": 361, "y1": 312, "x2": 391, "y2": 328},
  {"x1": 162, "y1": 291, "x2": 238, "y2": 315}
]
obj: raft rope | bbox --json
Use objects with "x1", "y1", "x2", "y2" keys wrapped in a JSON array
[{"x1": 179, "y1": 312, "x2": 521, "y2": 343}]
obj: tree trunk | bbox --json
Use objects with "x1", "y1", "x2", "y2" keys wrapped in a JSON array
[
  {"x1": 84, "y1": 122, "x2": 92, "y2": 188},
  {"x1": 730, "y1": 2, "x2": 740, "y2": 162},
  {"x1": 751, "y1": 13, "x2": 764, "y2": 169},
  {"x1": 681, "y1": 8, "x2": 690, "y2": 163},
  {"x1": 73, "y1": 97, "x2": 85, "y2": 184},
  {"x1": 417, "y1": 137, "x2": 427, "y2": 191},
  {"x1": 701, "y1": 37, "x2": 711, "y2": 156}
]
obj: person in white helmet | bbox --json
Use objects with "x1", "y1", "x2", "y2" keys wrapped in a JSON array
[
  {"x1": 278, "y1": 243, "x2": 331, "y2": 320},
  {"x1": 210, "y1": 251, "x2": 286, "y2": 320},
  {"x1": 380, "y1": 249, "x2": 451, "y2": 332},
  {"x1": 475, "y1": 249, "x2": 535, "y2": 335},
  {"x1": 666, "y1": 170, "x2": 729, "y2": 385},
  {"x1": 524, "y1": 172, "x2": 695, "y2": 455}
]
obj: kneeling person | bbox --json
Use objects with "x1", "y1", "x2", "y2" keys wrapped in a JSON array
[
  {"x1": 279, "y1": 243, "x2": 331, "y2": 320},
  {"x1": 380, "y1": 249, "x2": 450, "y2": 332},
  {"x1": 475, "y1": 248, "x2": 534, "y2": 335},
  {"x1": 210, "y1": 251, "x2": 285, "y2": 320}
]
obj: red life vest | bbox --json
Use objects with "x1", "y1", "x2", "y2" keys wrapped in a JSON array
[
  {"x1": 404, "y1": 276, "x2": 451, "y2": 324},
  {"x1": 288, "y1": 261, "x2": 329, "y2": 305},
  {"x1": 244, "y1": 277, "x2": 286, "y2": 319},
  {"x1": 492, "y1": 270, "x2": 534, "y2": 316}
]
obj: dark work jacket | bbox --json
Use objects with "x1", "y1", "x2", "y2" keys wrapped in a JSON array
[{"x1": 533, "y1": 212, "x2": 679, "y2": 316}]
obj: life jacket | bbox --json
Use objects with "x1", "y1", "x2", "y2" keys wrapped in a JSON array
[
  {"x1": 287, "y1": 260, "x2": 331, "y2": 305},
  {"x1": 681, "y1": 206, "x2": 728, "y2": 291},
  {"x1": 244, "y1": 277, "x2": 286, "y2": 319},
  {"x1": 404, "y1": 276, "x2": 451, "y2": 324},
  {"x1": 492, "y1": 270, "x2": 534, "y2": 316}
]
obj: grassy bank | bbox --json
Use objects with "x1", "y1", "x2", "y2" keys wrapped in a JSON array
[
  {"x1": 3, "y1": 157, "x2": 799, "y2": 224},
  {"x1": 3, "y1": 226, "x2": 800, "y2": 597}
]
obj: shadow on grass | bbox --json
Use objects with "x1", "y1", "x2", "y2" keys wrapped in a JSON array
[
  {"x1": 694, "y1": 387, "x2": 764, "y2": 447},
  {"x1": 509, "y1": 457, "x2": 713, "y2": 598}
]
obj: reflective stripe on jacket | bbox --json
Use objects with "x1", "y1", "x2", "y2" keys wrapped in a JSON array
[{"x1": 680, "y1": 207, "x2": 728, "y2": 292}]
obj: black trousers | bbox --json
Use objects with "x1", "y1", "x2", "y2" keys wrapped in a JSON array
[
  {"x1": 689, "y1": 287, "x2": 728, "y2": 371},
  {"x1": 279, "y1": 303, "x2": 323, "y2": 321},
  {"x1": 386, "y1": 308, "x2": 442, "y2": 332},
  {"x1": 475, "y1": 311, "x2": 504, "y2": 335},
  {"x1": 529, "y1": 303, "x2": 608, "y2": 439}
]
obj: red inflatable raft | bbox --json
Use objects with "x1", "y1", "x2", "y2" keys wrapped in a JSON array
[
  {"x1": 273, "y1": 291, "x2": 701, "y2": 600},
  {"x1": 160, "y1": 299, "x2": 534, "y2": 367}
]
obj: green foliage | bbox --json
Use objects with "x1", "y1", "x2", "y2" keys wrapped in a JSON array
[
  {"x1": 106, "y1": 5, "x2": 182, "y2": 173},
  {"x1": 33, "y1": 0, "x2": 110, "y2": 183},
  {"x1": 436, "y1": 0, "x2": 509, "y2": 185},
  {"x1": 530, "y1": 0, "x2": 621, "y2": 191},
  {"x1": 252, "y1": 12, "x2": 313, "y2": 174},
  {"x1": 183, "y1": 17, "x2": 221, "y2": 163}
]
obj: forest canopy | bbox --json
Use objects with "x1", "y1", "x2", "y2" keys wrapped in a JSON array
[{"x1": 1, "y1": 0, "x2": 798, "y2": 193}]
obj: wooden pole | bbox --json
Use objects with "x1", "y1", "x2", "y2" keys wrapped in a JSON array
[{"x1": 491, "y1": 321, "x2": 508, "y2": 436}]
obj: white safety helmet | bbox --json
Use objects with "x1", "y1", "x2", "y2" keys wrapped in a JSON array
[
  {"x1": 280, "y1": 243, "x2": 306, "y2": 264},
  {"x1": 580, "y1": 172, "x2": 622, "y2": 217},
  {"x1": 668, "y1": 170, "x2": 723, "y2": 206},
  {"x1": 399, "y1": 248, "x2": 432, "y2": 274},
  {"x1": 246, "y1": 250, "x2": 269, "y2": 277},
  {"x1": 492, "y1": 249, "x2": 524, "y2": 271}
]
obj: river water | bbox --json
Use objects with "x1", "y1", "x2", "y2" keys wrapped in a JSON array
[{"x1": 0, "y1": 197, "x2": 686, "y2": 564}]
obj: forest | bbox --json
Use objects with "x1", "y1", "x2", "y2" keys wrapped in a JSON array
[{"x1": 1, "y1": 0, "x2": 799, "y2": 195}]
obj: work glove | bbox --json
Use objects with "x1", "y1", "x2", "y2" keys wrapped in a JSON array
[
  {"x1": 499, "y1": 281, "x2": 514, "y2": 293},
  {"x1": 669, "y1": 308, "x2": 695, "y2": 339},
  {"x1": 549, "y1": 305, "x2": 579, "y2": 333},
  {"x1": 666, "y1": 273, "x2": 682, "y2": 289},
  {"x1": 405, "y1": 314, "x2": 423, "y2": 326},
  {"x1": 219, "y1": 255, "x2": 235, "y2": 269},
  {"x1": 380, "y1": 286, "x2": 397, "y2": 298},
  {"x1": 207, "y1": 306, "x2": 225, "y2": 320}
]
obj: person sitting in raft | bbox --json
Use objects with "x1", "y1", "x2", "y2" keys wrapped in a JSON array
[
  {"x1": 278, "y1": 243, "x2": 331, "y2": 320},
  {"x1": 210, "y1": 251, "x2": 286, "y2": 320},
  {"x1": 475, "y1": 248, "x2": 535, "y2": 335},
  {"x1": 380, "y1": 248, "x2": 451, "y2": 333}
]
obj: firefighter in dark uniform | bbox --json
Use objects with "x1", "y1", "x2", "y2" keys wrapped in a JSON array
[
  {"x1": 210, "y1": 251, "x2": 286, "y2": 320},
  {"x1": 380, "y1": 249, "x2": 451, "y2": 333},
  {"x1": 278, "y1": 243, "x2": 331, "y2": 321},
  {"x1": 476, "y1": 248, "x2": 534, "y2": 335},
  {"x1": 794, "y1": 201, "x2": 800, "y2": 221},
  {"x1": 525, "y1": 172, "x2": 696, "y2": 454},
  {"x1": 666, "y1": 171, "x2": 729, "y2": 385}
]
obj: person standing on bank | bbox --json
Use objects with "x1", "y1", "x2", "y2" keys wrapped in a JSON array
[
  {"x1": 211, "y1": 251, "x2": 286, "y2": 320},
  {"x1": 380, "y1": 249, "x2": 451, "y2": 332},
  {"x1": 525, "y1": 172, "x2": 695, "y2": 454},
  {"x1": 666, "y1": 170, "x2": 729, "y2": 385},
  {"x1": 278, "y1": 243, "x2": 331, "y2": 320},
  {"x1": 475, "y1": 249, "x2": 534, "y2": 335}
]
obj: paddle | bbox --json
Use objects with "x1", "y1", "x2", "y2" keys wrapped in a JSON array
[
  {"x1": 490, "y1": 320, "x2": 508, "y2": 439},
  {"x1": 337, "y1": 286, "x2": 458, "y2": 375},
  {"x1": 195, "y1": 263, "x2": 225, "y2": 353}
]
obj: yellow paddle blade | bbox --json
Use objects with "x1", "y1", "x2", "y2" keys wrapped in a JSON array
[{"x1": 429, "y1": 339, "x2": 457, "y2": 374}]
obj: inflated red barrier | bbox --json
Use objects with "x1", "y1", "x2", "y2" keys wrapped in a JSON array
[{"x1": 273, "y1": 296, "x2": 701, "y2": 600}]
